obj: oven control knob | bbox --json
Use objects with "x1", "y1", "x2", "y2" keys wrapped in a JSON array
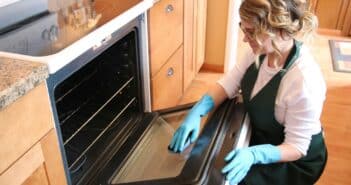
[
  {"x1": 42, "y1": 29, "x2": 49, "y2": 40},
  {"x1": 49, "y1": 25, "x2": 59, "y2": 41},
  {"x1": 42, "y1": 25, "x2": 59, "y2": 41}
]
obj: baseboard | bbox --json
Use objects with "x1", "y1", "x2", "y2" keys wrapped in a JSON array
[
  {"x1": 201, "y1": 63, "x2": 224, "y2": 73},
  {"x1": 317, "y1": 28, "x2": 342, "y2": 37}
]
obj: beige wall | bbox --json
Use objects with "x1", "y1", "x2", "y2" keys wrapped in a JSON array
[{"x1": 204, "y1": 0, "x2": 229, "y2": 68}]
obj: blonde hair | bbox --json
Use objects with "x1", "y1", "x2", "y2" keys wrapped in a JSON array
[{"x1": 239, "y1": 0, "x2": 318, "y2": 65}]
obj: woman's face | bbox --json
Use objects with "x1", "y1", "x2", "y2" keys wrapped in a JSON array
[{"x1": 240, "y1": 21, "x2": 273, "y2": 55}]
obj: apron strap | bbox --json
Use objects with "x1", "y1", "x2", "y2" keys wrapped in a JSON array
[
  {"x1": 257, "y1": 40, "x2": 302, "y2": 77},
  {"x1": 279, "y1": 40, "x2": 302, "y2": 76}
]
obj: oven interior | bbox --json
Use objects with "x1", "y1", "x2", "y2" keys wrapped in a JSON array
[{"x1": 53, "y1": 29, "x2": 150, "y2": 184}]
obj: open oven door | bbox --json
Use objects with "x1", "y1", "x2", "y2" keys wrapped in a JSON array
[{"x1": 85, "y1": 98, "x2": 251, "y2": 185}]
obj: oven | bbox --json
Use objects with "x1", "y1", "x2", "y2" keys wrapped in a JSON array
[
  {"x1": 0, "y1": 0, "x2": 251, "y2": 184},
  {"x1": 46, "y1": 13, "x2": 251, "y2": 184}
]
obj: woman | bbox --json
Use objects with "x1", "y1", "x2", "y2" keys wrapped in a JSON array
[{"x1": 168, "y1": 0, "x2": 327, "y2": 184}]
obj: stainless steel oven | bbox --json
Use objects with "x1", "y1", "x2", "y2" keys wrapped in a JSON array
[
  {"x1": 46, "y1": 14, "x2": 250, "y2": 184},
  {"x1": 1, "y1": 0, "x2": 251, "y2": 184},
  {"x1": 45, "y1": 15, "x2": 148, "y2": 184}
]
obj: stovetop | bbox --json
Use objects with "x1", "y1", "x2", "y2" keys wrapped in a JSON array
[
  {"x1": 0, "y1": 0, "x2": 153, "y2": 74},
  {"x1": 0, "y1": 0, "x2": 142, "y2": 56}
]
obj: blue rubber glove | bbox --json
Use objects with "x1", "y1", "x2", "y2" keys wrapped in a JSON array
[
  {"x1": 221, "y1": 144, "x2": 281, "y2": 184},
  {"x1": 168, "y1": 94, "x2": 214, "y2": 152}
]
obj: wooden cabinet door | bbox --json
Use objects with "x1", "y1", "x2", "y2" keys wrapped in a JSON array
[
  {"x1": 314, "y1": 0, "x2": 345, "y2": 29},
  {"x1": 313, "y1": 0, "x2": 351, "y2": 36},
  {"x1": 40, "y1": 129, "x2": 67, "y2": 185},
  {"x1": 0, "y1": 143, "x2": 46, "y2": 185},
  {"x1": 0, "y1": 83, "x2": 67, "y2": 185},
  {"x1": 183, "y1": 0, "x2": 207, "y2": 92},
  {"x1": 0, "y1": 83, "x2": 53, "y2": 173},
  {"x1": 344, "y1": 1, "x2": 351, "y2": 36},
  {"x1": 22, "y1": 165, "x2": 49, "y2": 185},
  {"x1": 149, "y1": 0, "x2": 184, "y2": 76},
  {"x1": 151, "y1": 46, "x2": 184, "y2": 110},
  {"x1": 0, "y1": 129, "x2": 67, "y2": 185}
]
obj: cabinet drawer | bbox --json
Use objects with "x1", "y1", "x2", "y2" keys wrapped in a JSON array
[
  {"x1": 152, "y1": 45, "x2": 183, "y2": 110},
  {"x1": 0, "y1": 83, "x2": 53, "y2": 173},
  {"x1": 149, "y1": 0, "x2": 183, "y2": 76}
]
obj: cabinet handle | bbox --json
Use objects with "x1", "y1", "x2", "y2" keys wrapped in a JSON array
[
  {"x1": 167, "y1": 67, "x2": 174, "y2": 77},
  {"x1": 165, "y1": 4, "x2": 174, "y2": 13}
]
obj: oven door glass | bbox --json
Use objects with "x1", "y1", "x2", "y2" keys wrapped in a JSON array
[
  {"x1": 88, "y1": 99, "x2": 245, "y2": 185},
  {"x1": 111, "y1": 109, "x2": 207, "y2": 183},
  {"x1": 96, "y1": 99, "x2": 245, "y2": 185}
]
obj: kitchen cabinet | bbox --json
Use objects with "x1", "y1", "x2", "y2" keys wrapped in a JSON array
[
  {"x1": 184, "y1": 0, "x2": 207, "y2": 92},
  {"x1": 0, "y1": 83, "x2": 67, "y2": 185},
  {"x1": 151, "y1": 46, "x2": 184, "y2": 109},
  {"x1": 149, "y1": 0, "x2": 207, "y2": 110},
  {"x1": 149, "y1": 0, "x2": 184, "y2": 110},
  {"x1": 312, "y1": 0, "x2": 351, "y2": 36}
]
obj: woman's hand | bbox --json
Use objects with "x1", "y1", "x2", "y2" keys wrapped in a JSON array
[
  {"x1": 221, "y1": 148, "x2": 255, "y2": 184},
  {"x1": 168, "y1": 94, "x2": 214, "y2": 152},
  {"x1": 168, "y1": 111, "x2": 201, "y2": 152},
  {"x1": 221, "y1": 144, "x2": 281, "y2": 184}
]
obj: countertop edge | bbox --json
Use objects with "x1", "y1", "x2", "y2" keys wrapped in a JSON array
[{"x1": 0, "y1": 59, "x2": 49, "y2": 111}]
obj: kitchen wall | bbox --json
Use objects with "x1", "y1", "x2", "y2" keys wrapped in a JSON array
[
  {"x1": 204, "y1": 0, "x2": 241, "y2": 72},
  {"x1": 204, "y1": 0, "x2": 229, "y2": 71}
]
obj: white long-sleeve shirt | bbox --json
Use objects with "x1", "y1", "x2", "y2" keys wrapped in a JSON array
[{"x1": 218, "y1": 44, "x2": 326, "y2": 155}]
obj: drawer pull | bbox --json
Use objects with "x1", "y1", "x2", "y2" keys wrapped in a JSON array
[
  {"x1": 165, "y1": 4, "x2": 174, "y2": 13},
  {"x1": 167, "y1": 67, "x2": 174, "y2": 77}
]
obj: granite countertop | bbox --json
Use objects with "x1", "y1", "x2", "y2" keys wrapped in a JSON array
[{"x1": 0, "y1": 57, "x2": 49, "y2": 110}]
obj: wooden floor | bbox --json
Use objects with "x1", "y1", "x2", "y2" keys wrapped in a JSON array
[
  {"x1": 311, "y1": 35, "x2": 351, "y2": 185},
  {"x1": 179, "y1": 34, "x2": 351, "y2": 184}
]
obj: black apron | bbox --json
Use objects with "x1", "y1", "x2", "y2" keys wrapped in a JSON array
[{"x1": 239, "y1": 41, "x2": 327, "y2": 185}]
